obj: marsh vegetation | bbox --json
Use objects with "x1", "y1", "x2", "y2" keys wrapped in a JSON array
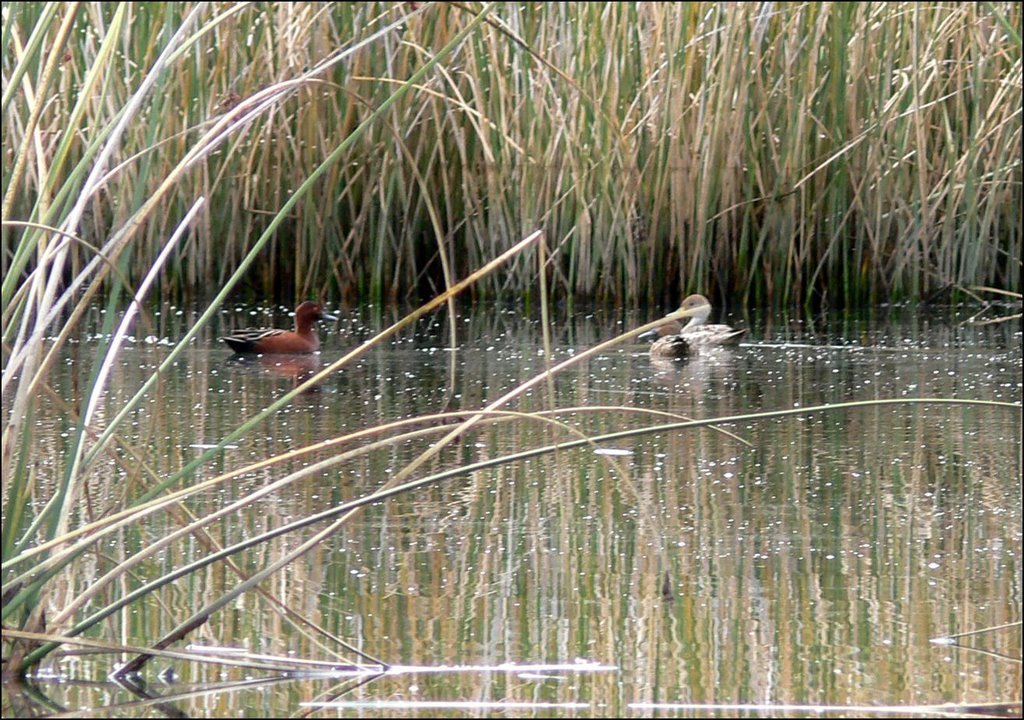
[{"x1": 2, "y1": 2, "x2": 1021, "y2": 716}]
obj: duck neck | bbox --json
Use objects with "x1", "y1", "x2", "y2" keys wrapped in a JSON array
[{"x1": 684, "y1": 309, "x2": 710, "y2": 329}]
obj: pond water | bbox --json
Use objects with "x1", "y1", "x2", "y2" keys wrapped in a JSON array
[{"x1": 3, "y1": 301, "x2": 1021, "y2": 718}]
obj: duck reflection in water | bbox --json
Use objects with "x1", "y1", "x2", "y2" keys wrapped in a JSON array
[{"x1": 226, "y1": 353, "x2": 323, "y2": 394}]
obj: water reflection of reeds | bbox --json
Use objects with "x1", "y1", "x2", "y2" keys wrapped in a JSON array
[{"x1": 6, "y1": 304, "x2": 1019, "y2": 715}]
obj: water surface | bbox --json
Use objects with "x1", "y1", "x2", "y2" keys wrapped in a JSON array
[{"x1": 4, "y1": 302, "x2": 1021, "y2": 717}]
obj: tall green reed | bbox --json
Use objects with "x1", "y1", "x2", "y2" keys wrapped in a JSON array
[{"x1": 1, "y1": 1, "x2": 500, "y2": 671}]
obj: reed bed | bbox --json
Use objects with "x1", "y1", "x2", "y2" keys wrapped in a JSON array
[{"x1": 2, "y1": 2, "x2": 1020, "y2": 311}]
